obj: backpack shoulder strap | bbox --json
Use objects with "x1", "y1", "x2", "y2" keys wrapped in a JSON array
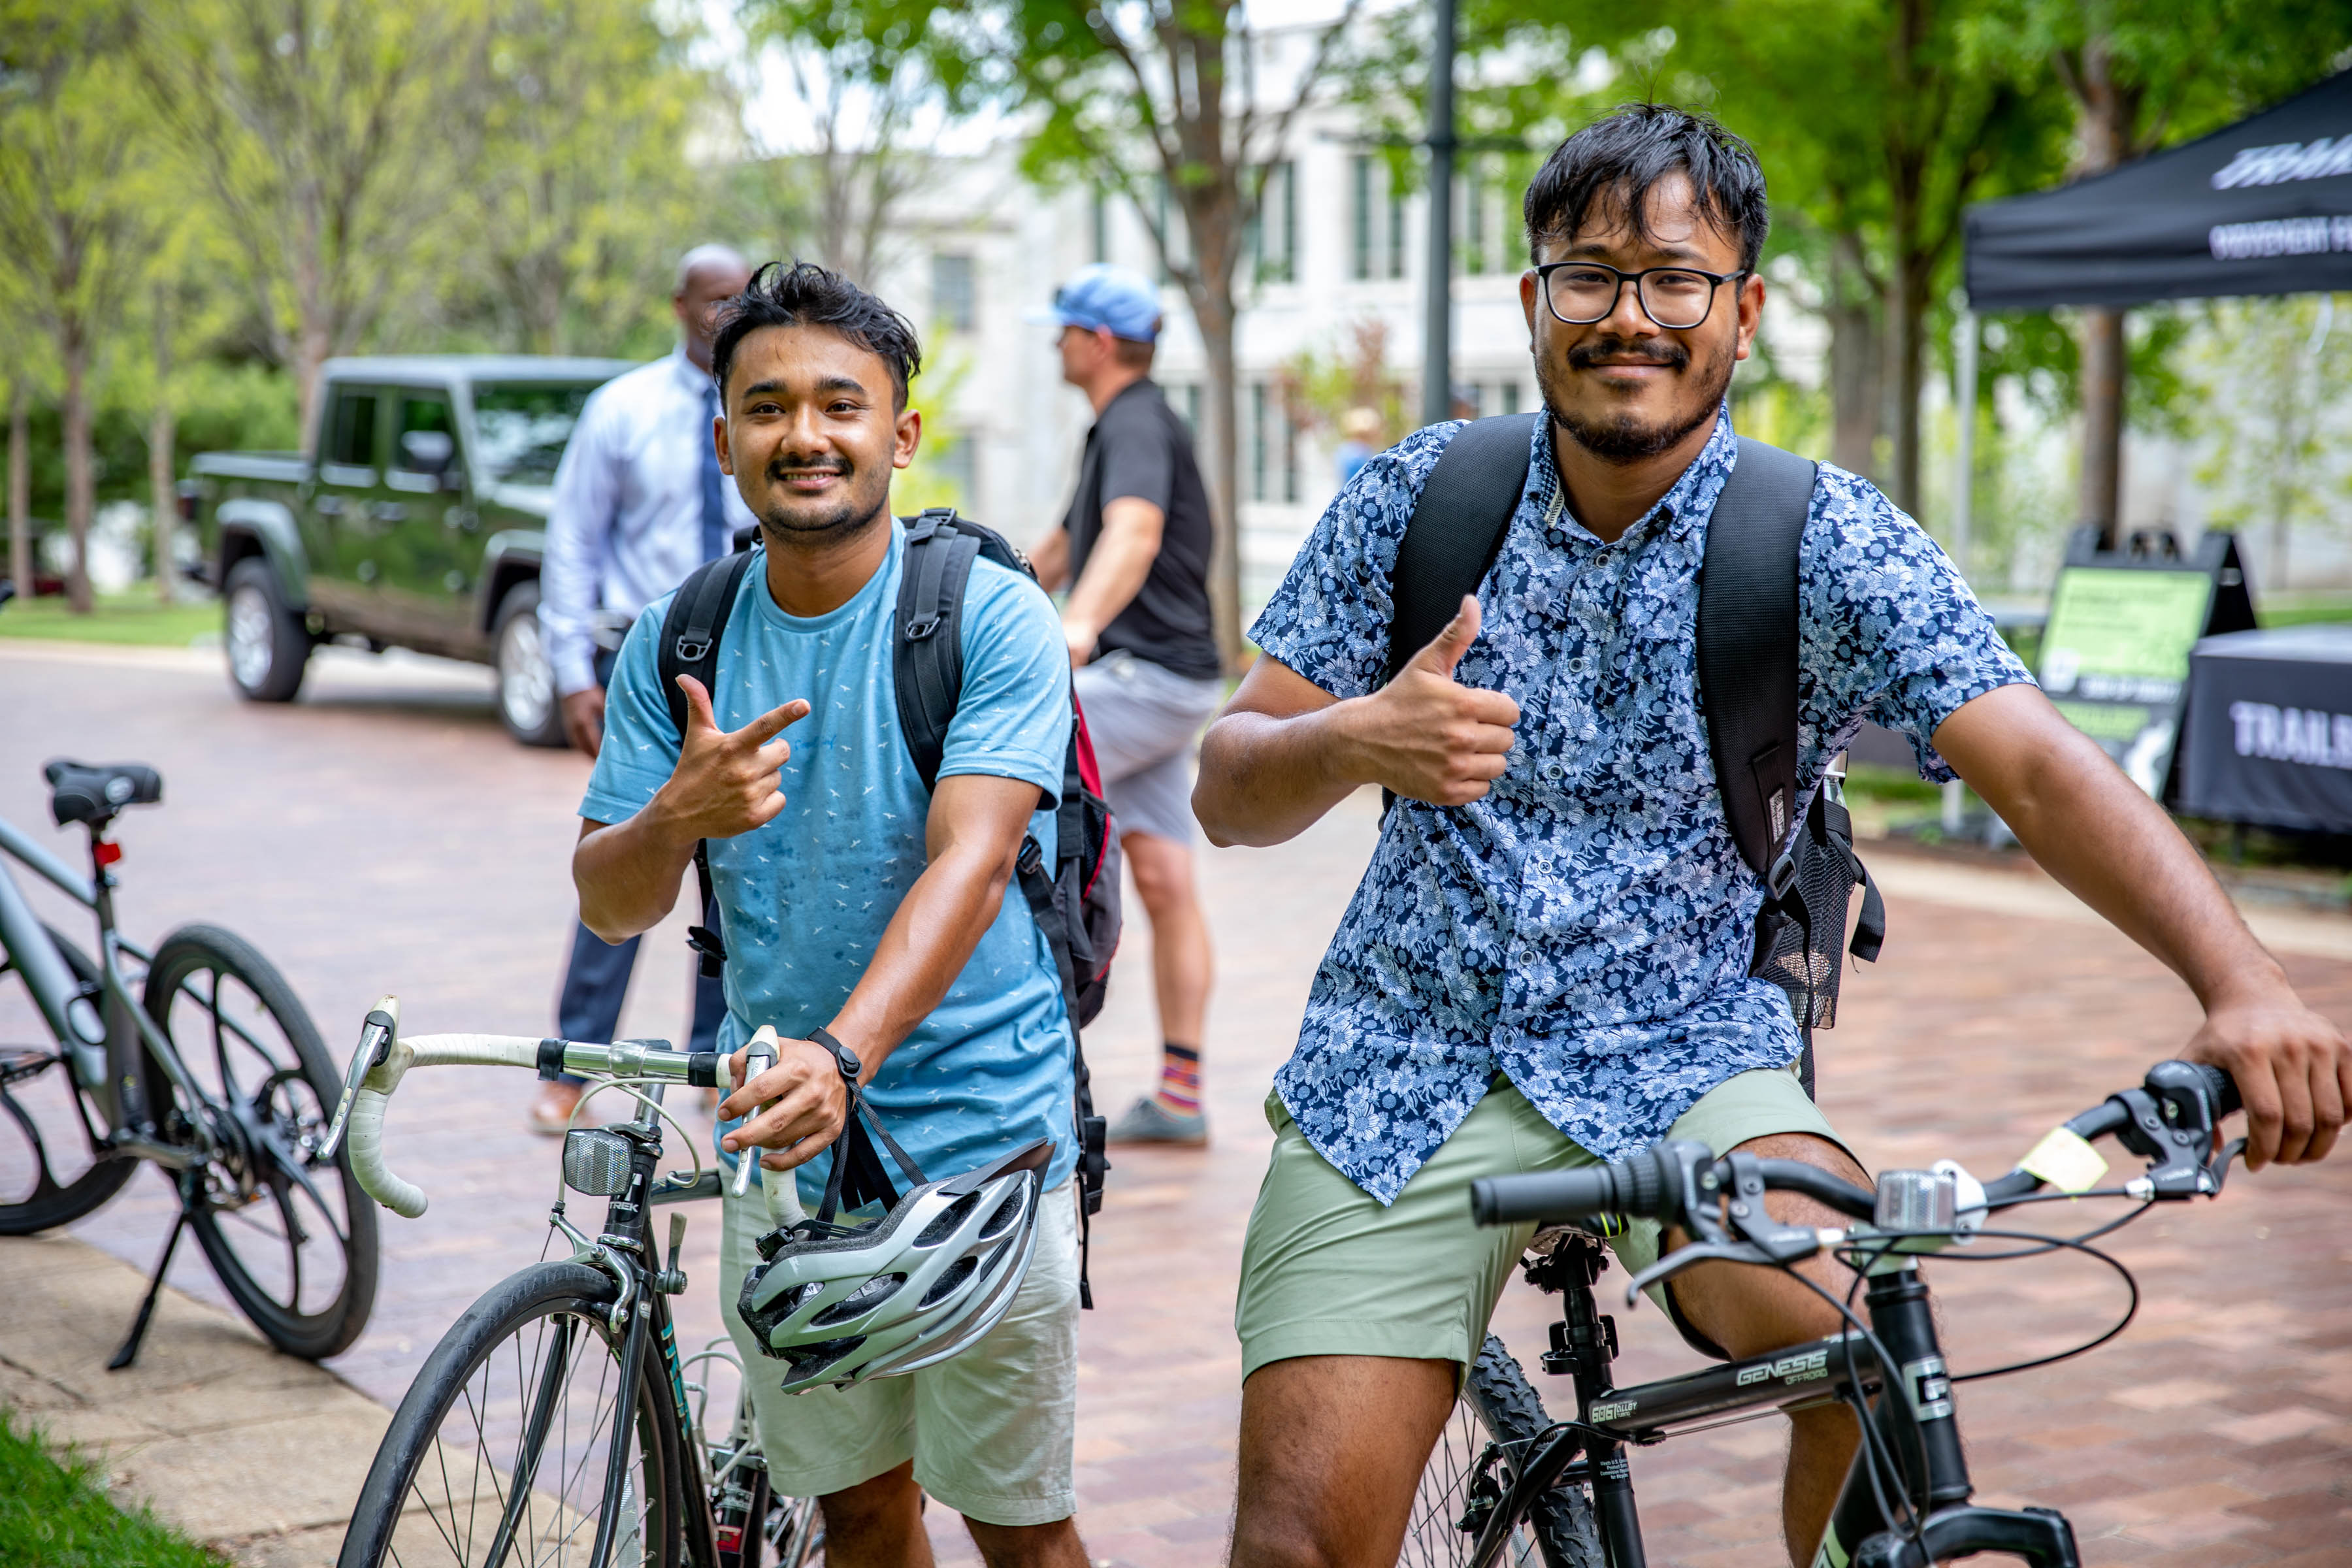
[
  {"x1": 659, "y1": 547, "x2": 759, "y2": 742},
  {"x1": 1385, "y1": 413, "x2": 1543, "y2": 685},
  {"x1": 1698, "y1": 437, "x2": 1818, "y2": 883},
  {"x1": 894, "y1": 510, "x2": 987, "y2": 795},
  {"x1": 657, "y1": 546, "x2": 759, "y2": 977}
]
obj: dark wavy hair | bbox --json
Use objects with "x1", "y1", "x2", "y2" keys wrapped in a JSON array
[
  {"x1": 1523, "y1": 104, "x2": 1769, "y2": 272},
  {"x1": 711, "y1": 259, "x2": 924, "y2": 406}
]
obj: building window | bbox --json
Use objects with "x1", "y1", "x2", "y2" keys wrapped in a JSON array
[
  {"x1": 1250, "y1": 161, "x2": 1296, "y2": 284},
  {"x1": 1387, "y1": 180, "x2": 1407, "y2": 281},
  {"x1": 1351, "y1": 156, "x2": 1373, "y2": 281},
  {"x1": 933, "y1": 436, "x2": 977, "y2": 510},
  {"x1": 1282, "y1": 393, "x2": 1299, "y2": 503},
  {"x1": 1090, "y1": 189, "x2": 1109, "y2": 265},
  {"x1": 932, "y1": 253, "x2": 975, "y2": 332},
  {"x1": 1500, "y1": 380, "x2": 1520, "y2": 416},
  {"x1": 1181, "y1": 383, "x2": 1201, "y2": 434},
  {"x1": 1250, "y1": 382, "x2": 1269, "y2": 502}
]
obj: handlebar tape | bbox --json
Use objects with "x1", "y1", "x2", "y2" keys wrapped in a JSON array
[
  {"x1": 346, "y1": 1036, "x2": 544, "y2": 1218},
  {"x1": 1470, "y1": 1145, "x2": 1680, "y2": 1227}
]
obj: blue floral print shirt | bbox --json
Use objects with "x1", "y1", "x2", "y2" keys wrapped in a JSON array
[{"x1": 1249, "y1": 409, "x2": 2033, "y2": 1203}]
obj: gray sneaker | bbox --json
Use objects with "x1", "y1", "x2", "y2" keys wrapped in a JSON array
[{"x1": 1106, "y1": 1095, "x2": 1208, "y2": 1147}]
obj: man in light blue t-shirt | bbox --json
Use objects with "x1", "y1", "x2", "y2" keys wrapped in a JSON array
[{"x1": 572, "y1": 260, "x2": 1090, "y2": 1567}]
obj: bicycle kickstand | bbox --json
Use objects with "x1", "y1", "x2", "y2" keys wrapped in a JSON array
[{"x1": 107, "y1": 1203, "x2": 191, "y2": 1371}]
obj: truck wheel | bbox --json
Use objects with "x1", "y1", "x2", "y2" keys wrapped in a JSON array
[
  {"x1": 225, "y1": 557, "x2": 310, "y2": 702},
  {"x1": 493, "y1": 581, "x2": 568, "y2": 748}
]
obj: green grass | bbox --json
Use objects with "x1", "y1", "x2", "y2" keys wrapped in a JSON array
[
  {"x1": 0, "y1": 593, "x2": 221, "y2": 647},
  {"x1": 0, "y1": 1411, "x2": 223, "y2": 1567},
  {"x1": 2257, "y1": 598, "x2": 2352, "y2": 629}
]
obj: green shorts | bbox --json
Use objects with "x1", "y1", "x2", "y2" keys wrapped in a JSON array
[
  {"x1": 1233, "y1": 1069, "x2": 1851, "y2": 1380},
  {"x1": 720, "y1": 1178, "x2": 1080, "y2": 1526}
]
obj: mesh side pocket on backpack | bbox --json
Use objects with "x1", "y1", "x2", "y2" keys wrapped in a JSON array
[{"x1": 1753, "y1": 794, "x2": 1863, "y2": 1031}]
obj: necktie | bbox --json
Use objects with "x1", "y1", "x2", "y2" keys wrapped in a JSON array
[{"x1": 699, "y1": 382, "x2": 727, "y2": 562}]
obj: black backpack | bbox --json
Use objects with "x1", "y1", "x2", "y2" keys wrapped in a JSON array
[
  {"x1": 1386, "y1": 414, "x2": 1884, "y2": 1094},
  {"x1": 655, "y1": 508, "x2": 1119, "y2": 1302}
]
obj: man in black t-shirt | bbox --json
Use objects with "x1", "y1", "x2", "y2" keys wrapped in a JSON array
[{"x1": 1029, "y1": 265, "x2": 1224, "y2": 1146}]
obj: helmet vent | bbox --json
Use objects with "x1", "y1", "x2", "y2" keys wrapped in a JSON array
[
  {"x1": 979, "y1": 1188, "x2": 1025, "y2": 1241},
  {"x1": 917, "y1": 1256, "x2": 978, "y2": 1307},
  {"x1": 914, "y1": 1191, "x2": 982, "y2": 1248},
  {"x1": 783, "y1": 1335, "x2": 866, "y2": 1379},
  {"x1": 813, "y1": 1273, "x2": 906, "y2": 1328}
]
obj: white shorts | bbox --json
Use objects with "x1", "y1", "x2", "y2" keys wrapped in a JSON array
[
  {"x1": 1073, "y1": 649, "x2": 1225, "y2": 843},
  {"x1": 719, "y1": 1178, "x2": 1081, "y2": 1526}
]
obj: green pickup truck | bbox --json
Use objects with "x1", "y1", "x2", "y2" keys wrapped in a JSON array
[{"x1": 189, "y1": 354, "x2": 634, "y2": 745}]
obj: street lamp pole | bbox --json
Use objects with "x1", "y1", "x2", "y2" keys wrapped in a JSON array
[{"x1": 1422, "y1": 0, "x2": 1456, "y2": 426}]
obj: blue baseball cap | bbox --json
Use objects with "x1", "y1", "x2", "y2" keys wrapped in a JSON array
[{"x1": 1029, "y1": 264, "x2": 1162, "y2": 343}]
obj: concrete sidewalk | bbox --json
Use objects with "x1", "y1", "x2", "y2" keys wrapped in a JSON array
[{"x1": 0, "y1": 1231, "x2": 386, "y2": 1567}]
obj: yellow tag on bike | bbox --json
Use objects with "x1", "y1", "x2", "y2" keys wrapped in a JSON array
[{"x1": 2018, "y1": 1127, "x2": 2108, "y2": 1194}]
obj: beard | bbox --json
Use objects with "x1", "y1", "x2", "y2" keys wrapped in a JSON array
[
  {"x1": 1539, "y1": 331, "x2": 1737, "y2": 465},
  {"x1": 753, "y1": 450, "x2": 891, "y2": 545}
]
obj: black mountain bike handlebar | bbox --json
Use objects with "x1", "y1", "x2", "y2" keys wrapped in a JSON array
[{"x1": 1470, "y1": 1060, "x2": 2240, "y2": 1229}]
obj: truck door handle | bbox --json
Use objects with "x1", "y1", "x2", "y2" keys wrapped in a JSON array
[{"x1": 368, "y1": 501, "x2": 406, "y2": 523}]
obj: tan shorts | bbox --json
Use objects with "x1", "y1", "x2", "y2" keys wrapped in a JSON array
[
  {"x1": 1233, "y1": 1069, "x2": 1852, "y2": 1380},
  {"x1": 720, "y1": 1179, "x2": 1081, "y2": 1526}
]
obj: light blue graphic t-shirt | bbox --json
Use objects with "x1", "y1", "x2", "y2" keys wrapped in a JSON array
[{"x1": 581, "y1": 522, "x2": 1077, "y2": 1203}]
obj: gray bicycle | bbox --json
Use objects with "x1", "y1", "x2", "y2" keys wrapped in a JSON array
[
  {"x1": 323, "y1": 1005, "x2": 823, "y2": 1568},
  {"x1": 0, "y1": 757, "x2": 377, "y2": 1364}
]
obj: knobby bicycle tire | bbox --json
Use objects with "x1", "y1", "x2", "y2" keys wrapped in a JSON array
[
  {"x1": 1403, "y1": 1335, "x2": 1606, "y2": 1568},
  {"x1": 0, "y1": 924, "x2": 139, "y2": 1233},
  {"x1": 339, "y1": 1260, "x2": 686, "y2": 1568},
  {"x1": 142, "y1": 923, "x2": 379, "y2": 1358}
]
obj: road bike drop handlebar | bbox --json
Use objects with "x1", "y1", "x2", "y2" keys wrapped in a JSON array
[
  {"x1": 317, "y1": 997, "x2": 727, "y2": 1218},
  {"x1": 1470, "y1": 1060, "x2": 2243, "y2": 1294}
]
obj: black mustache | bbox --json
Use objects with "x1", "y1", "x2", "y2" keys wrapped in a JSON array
[
  {"x1": 1567, "y1": 337, "x2": 1690, "y2": 372},
  {"x1": 769, "y1": 457, "x2": 849, "y2": 478}
]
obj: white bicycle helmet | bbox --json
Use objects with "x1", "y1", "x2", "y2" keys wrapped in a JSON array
[{"x1": 738, "y1": 1136, "x2": 1049, "y2": 1393}]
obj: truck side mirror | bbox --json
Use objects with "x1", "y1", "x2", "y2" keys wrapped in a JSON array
[{"x1": 399, "y1": 429, "x2": 455, "y2": 475}]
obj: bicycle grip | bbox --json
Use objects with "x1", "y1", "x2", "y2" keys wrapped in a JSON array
[{"x1": 1471, "y1": 1147, "x2": 1680, "y2": 1226}]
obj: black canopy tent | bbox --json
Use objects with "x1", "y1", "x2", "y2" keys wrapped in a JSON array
[{"x1": 1966, "y1": 68, "x2": 2352, "y2": 309}]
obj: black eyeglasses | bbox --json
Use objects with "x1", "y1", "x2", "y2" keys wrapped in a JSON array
[{"x1": 1532, "y1": 261, "x2": 1749, "y2": 331}]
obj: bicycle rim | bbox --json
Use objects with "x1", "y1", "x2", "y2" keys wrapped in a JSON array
[
  {"x1": 0, "y1": 925, "x2": 137, "y2": 1233},
  {"x1": 143, "y1": 923, "x2": 378, "y2": 1357},
  {"x1": 1401, "y1": 1336, "x2": 1605, "y2": 1568},
  {"x1": 339, "y1": 1262, "x2": 682, "y2": 1568}
]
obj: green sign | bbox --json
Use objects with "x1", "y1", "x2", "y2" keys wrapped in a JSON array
[{"x1": 2038, "y1": 567, "x2": 2217, "y2": 795}]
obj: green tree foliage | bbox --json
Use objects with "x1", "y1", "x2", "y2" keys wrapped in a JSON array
[{"x1": 0, "y1": 0, "x2": 163, "y2": 611}]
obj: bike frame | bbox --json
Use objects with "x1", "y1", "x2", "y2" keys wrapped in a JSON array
[
  {"x1": 0, "y1": 811, "x2": 255, "y2": 1164},
  {"x1": 1472, "y1": 1235, "x2": 2082, "y2": 1568},
  {"x1": 547, "y1": 1085, "x2": 769, "y2": 1568}
]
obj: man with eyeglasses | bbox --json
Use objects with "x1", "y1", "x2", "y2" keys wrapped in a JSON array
[{"x1": 1193, "y1": 103, "x2": 2347, "y2": 1568}]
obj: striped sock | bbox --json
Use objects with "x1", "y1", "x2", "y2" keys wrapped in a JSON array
[{"x1": 1156, "y1": 1043, "x2": 1201, "y2": 1115}]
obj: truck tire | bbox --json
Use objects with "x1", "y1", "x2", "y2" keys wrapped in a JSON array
[
  {"x1": 493, "y1": 581, "x2": 569, "y2": 748},
  {"x1": 225, "y1": 557, "x2": 310, "y2": 702}
]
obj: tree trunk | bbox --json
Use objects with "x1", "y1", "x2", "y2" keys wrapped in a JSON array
[
  {"x1": 61, "y1": 327, "x2": 93, "y2": 614},
  {"x1": 7, "y1": 379, "x2": 29, "y2": 598},
  {"x1": 152, "y1": 289, "x2": 177, "y2": 603},
  {"x1": 1197, "y1": 293, "x2": 1245, "y2": 672},
  {"x1": 2068, "y1": 38, "x2": 2136, "y2": 549},
  {"x1": 1827, "y1": 230, "x2": 1881, "y2": 480},
  {"x1": 1886, "y1": 237, "x2": 1927, "y2": 517}
]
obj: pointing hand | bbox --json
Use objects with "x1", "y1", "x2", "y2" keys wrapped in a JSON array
[{"x1": 657, "y1": 675, "x2": 811, "y2": 841}]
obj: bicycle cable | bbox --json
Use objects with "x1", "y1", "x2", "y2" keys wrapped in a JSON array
[
  {"x1": 1909, "y1": 1228, "x2": 2142, "y2": 1384},
  {"x1": 1771, "y1": 1240, "x2": 1929, "y2": 1556},
  {"x1": 542, "y1": 1074, "x2": 708, "y2": 1210}
]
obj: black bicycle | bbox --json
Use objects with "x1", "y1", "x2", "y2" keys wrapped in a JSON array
[
  {"x1": 321, "y1": 1007, "x2": 823, "y2": 1568},
  {"x1": 0, "y1": 758, "x2": 377, "y2": 1364},
  {"x1": 1400, "y1": 1059, "x2": 2248, "y2": 1568}
]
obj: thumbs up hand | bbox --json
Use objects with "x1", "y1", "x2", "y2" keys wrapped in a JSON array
[
  {"x1": 1338, "y1": 595, "x2": 1520, "y2": 806},
  {"x1": 654, "y1": 674, "x2": 813, "y2": 841}
]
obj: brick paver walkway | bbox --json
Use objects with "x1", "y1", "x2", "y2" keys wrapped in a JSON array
[{"x1": 4, "y1": 640, "x2": 2348, "y2": 1567}]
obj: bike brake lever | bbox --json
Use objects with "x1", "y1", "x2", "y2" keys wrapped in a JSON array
[
  {"x1": 2208, "y1": 1136, "x2": 2247, "y2": 1196},
  {"x1": 318, "y1": 997, "x2": 399, "y2": 1163},
  {"x1": 1622, "y1": 1239, "x2": 1790, "y2": 1306}
]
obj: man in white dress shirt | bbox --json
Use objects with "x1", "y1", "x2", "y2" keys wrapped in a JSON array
[{"x1": 531, "y1": 243, "x2": 755, "y2": 1132}]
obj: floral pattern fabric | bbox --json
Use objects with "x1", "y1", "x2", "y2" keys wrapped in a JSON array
[{"x1": 1249, "y1": 408, "x2": 2033, "y2": 1204}]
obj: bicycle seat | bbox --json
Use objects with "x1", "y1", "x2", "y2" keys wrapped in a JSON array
[{"x1": 44, "y1": 759, "x2": 164, "y2": 827}]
